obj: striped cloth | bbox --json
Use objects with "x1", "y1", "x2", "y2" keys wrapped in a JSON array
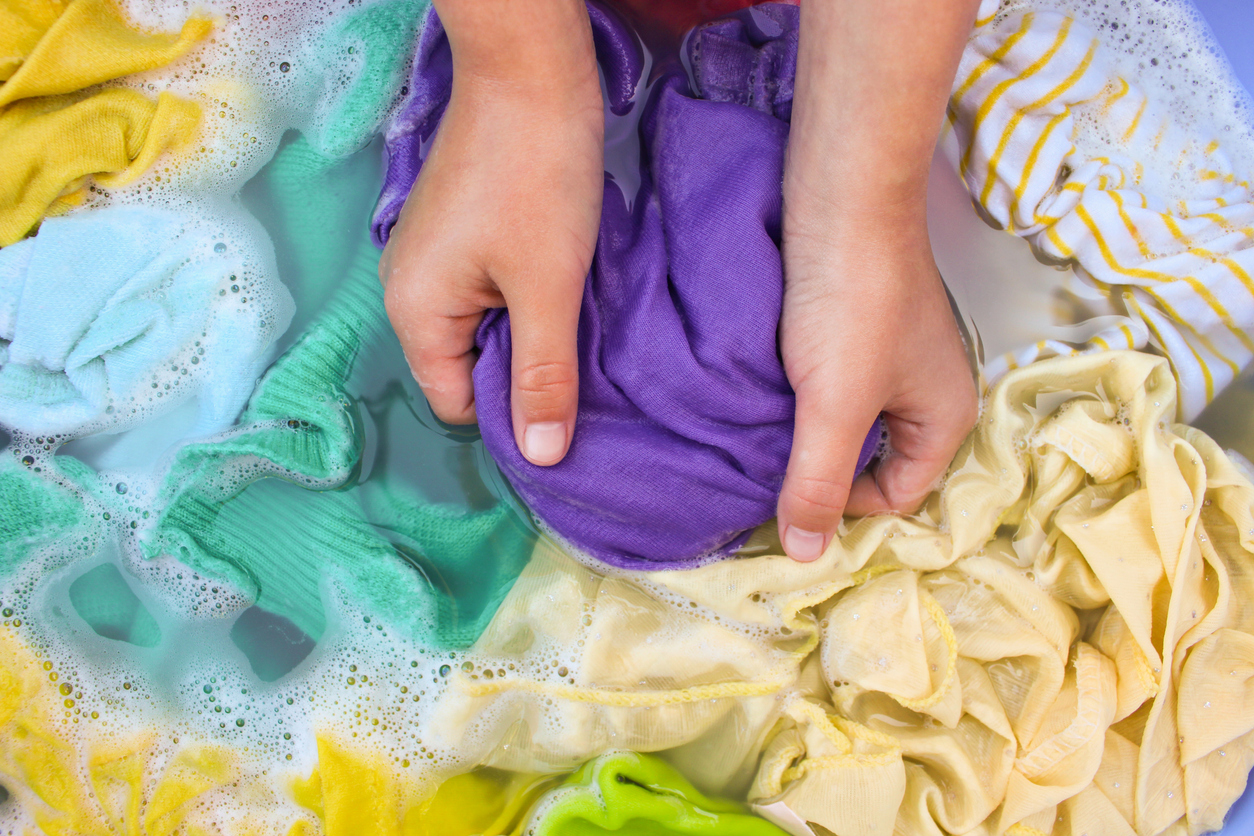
[{"x1": 951, "y1": 0, "x2": 1254, "y2": 419}]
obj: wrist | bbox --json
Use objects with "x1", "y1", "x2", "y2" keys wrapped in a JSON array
[
  {"x1": 782, "y1": 181, "x2": 931, "y2": 255},
  {"x1": 436, "y1": 0, "x2": 599, "y2": 96}
]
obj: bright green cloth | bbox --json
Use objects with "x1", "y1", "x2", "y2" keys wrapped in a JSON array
[{"x1": 527, "y1": 752, "x2": 791, "y2": 836}]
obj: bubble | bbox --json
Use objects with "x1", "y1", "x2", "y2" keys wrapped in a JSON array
[
  {"x1": 214, "y1": 242, "x2": 227, "y2": 254},
  {"x1": 279, "y1": 62, "x2": 290, "y2": 72}
]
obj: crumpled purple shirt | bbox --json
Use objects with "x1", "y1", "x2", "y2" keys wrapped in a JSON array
[{"x1": 373, "y1": 2, "x2": 883, "y2": 569}]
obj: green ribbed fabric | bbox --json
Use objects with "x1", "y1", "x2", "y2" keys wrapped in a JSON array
[
  {"x1": 0, "y1": 455, "x2": 89, "y2": 575},
  {"x1": 145, "y1": 134, "x2": 534, "y2": 648}
]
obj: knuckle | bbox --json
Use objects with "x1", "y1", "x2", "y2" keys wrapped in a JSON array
[
  {"x1": 946, "y1": 393, "x2": 980, "y2": 441},
  {"x1": 787, "y1": 473, "x2": 851, "y2": 519},
  {"x1": 514, "y1": 360, "x2": 577, "y2": 413},
  {"x1": 429, "y1": 399, "x2": 475, "y2": 425}
]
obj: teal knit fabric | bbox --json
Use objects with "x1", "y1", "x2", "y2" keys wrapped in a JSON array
[
  {"x1": 144, "y1": 135, "x2": 534, "y2": 648},
  {"x1": 0, "y1": 0, "x2": 525, "y2": 662},
  {"x1": 305, "y1": 0, "x2": 427, "y2": 159},
  {"x1": 0, "y1": 454, "x2": 91, "y2": 576}
]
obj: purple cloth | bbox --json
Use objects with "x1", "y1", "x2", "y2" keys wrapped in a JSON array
[{"x1": 373, "y1": 3, "x2": 883, "y2": 569}]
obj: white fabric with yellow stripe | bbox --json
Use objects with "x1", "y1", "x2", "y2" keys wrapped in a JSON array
[{"x1": 952, "y1": 0, "x2": 1254, "y2": 418}]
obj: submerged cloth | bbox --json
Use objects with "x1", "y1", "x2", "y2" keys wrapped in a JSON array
[
  {"x1": 301, "y1": 0, "x2": 426, "y2": 160},
  {"x1": 300, "y1": 751, "x2": 789, "y2": 836},
  {"x1": 429, "y1": 350, "x2": 1254, "y2": 836},
  {"x1": 0, "y1": 451, "x2": 92, "y2": 575},
  {"x1": 0, "y1": 625, "x2": 245, "y2": 835},
  {"x1": 0, "y1": 204, "x2": 288, "y2": 438},
  {"x1": 522, "y1": 752, "x2": 790, "y2": 836},
  {"x1": 0, "y1": 0, "x2": 208, "y2": 245},
  {"x1": 952, "y1": 3, "x2": 1254, "y2": 420},
  {"x1": 374, "y1": 4, "x2": 881, "y2": 569},
  {"x1": 145, "y1": 135, "x2": 534, "y2": 649}
]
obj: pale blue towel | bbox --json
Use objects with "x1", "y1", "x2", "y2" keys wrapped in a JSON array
[{"x1": 0, "y1": 206, "x2": 291, "y2": 438}]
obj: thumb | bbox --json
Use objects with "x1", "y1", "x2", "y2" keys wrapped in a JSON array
[
  {"x1": 776, "y1": 380, "x2": 883, "y2": 562},
  {"x1": 504, "y1": 279, "x2": 584, "y2": 466},
  {"x1": 845, "y1": 392, "x2": 977, "y2": 517}
]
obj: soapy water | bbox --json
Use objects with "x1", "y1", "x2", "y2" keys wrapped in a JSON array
[{"x1": 3, "y1": 0, "x2": 1254, "y2": 831}]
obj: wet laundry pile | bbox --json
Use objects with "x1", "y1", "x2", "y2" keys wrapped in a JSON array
[{"x1": 0, "y1": 0, "x2": 1251, "y2": 834}]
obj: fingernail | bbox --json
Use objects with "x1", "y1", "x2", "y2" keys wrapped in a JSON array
[
  {"x1": 523, "y1": 422, "x2": 567, "y2": 466},
  {"x1": 783, "y1": 526, "x2": 825, "y2": 562}
]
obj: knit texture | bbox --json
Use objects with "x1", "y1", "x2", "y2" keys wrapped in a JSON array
[
  {"x1": 0, "y1": 0, "x2": 208, "y2": 244},
  {"x1": 145, "y1": 135, "x2": 533, "y2": 648}
]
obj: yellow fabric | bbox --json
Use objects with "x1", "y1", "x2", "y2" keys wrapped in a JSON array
[
  {"x1": 441, "y1": 351, "x2": 1254, "y2": 836},
  {"x1": 0, "y1": 89, "x2": 201, "y2": 244},
  {"x1": 0, "y1": 616, "x2": 566, "y2": 835},
  {"x1": 289, "y1": 737, "x2": 555, "y2": 836},
  {"x1": 0, "y1": 0, "x2": 208, "y2": 245},
  {"x1": 0, "y1": 625, "x2": 240, "y2": 835},
  {"x1": 0, "y1": 0, "x2": 211, "y2": 108},
  {"x1": 0, "y1": 0, "x2": 69, "y2": 81},
  {"x1": 951, "y1": 9, "x2": 1254, "y2": 419}
]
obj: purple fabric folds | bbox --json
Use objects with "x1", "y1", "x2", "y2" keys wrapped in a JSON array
[{"x1": 373, "y1": 3, "x2": 883, "y2": 569}]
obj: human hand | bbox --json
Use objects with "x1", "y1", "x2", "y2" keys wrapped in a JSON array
[
  {"x1": 776, "y1": 0, "x2": 982, "y2": 561},
  {"x1": 378, "y1": 8, "x2": 603, "y2": 466},
  {"x1": 776, "y1": 208, "x2": 979, "y2": 561}
]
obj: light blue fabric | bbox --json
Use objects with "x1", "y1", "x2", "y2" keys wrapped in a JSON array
[{"x1": 0, "y1": 206, "x2": 293, "y2": 438}]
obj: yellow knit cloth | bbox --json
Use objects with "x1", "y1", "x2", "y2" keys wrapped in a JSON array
[{"x1": 0, "y1": 0, "x2": 209, "y2": 245}]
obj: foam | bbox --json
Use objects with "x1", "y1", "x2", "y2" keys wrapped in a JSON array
[
  {"x1": 989, "y1": 0, "x2": 1254, "y2": 201},
  {"x1": 1, "y1": 0, "x2": 1253, "y2": 832}
]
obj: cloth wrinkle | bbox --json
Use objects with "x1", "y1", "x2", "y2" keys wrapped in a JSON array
[
  {"x1": 430, "y1": 350, "x2": 1254, "y2": 836},
  {"x1": 0, "y1": 0, "x2": 209, "y2": 245}
]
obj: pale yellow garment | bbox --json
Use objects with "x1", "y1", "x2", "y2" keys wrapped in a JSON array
[
  {"x1": 0, "y1": 0, "x2": 209, "y2": 245},
  {"x1": 423, "y1": 539, "x2": 805, "y2": 789},
  {"x1": 441, "y1": 351, "x2": 1254, "y2": 836}
]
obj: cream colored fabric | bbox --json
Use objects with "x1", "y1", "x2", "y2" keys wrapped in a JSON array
[
  {"x1": 951, "y1": 5, "x2": 1254, "y2": 419},
  {"x1": 442, "y1": 350, "x2": 1254, "y2": 836},
  {"x1": 423, "y1": 538, "x2": 803, "y2": 790}
]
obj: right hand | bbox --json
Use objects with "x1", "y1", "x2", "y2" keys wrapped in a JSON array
[{"x1": 378, "y1": 10, "x2": 603, "y2": 466}]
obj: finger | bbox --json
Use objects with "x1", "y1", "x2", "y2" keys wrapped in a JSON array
[
  {"x1": 845, "y1": 393, "x2": 978, "y2": 517},
  {"x1": 383, "y1": 276, "x2": 482, "y2": 425},
  {"x1": 776, "y1": 381, "x2": 883, "y2": 562},
  {"x1": 503, "y1": 277, "x2": 584, "y2": 466}
]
